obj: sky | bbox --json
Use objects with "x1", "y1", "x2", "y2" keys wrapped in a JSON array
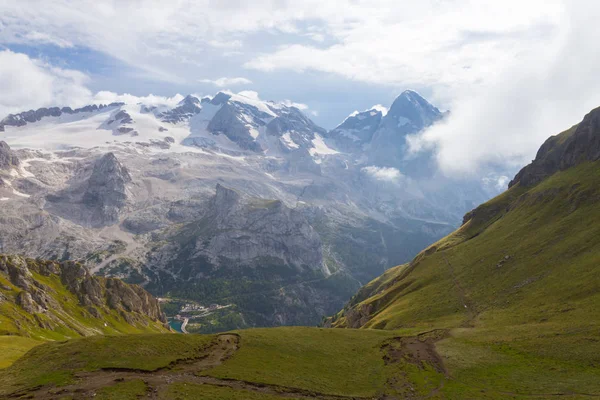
[{"x1": 1, "y1": 0, "x2": 600, "y2": 175}]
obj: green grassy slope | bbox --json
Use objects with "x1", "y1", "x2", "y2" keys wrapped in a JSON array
[
  {"x1": 0, "y1": 328, "x2": 447, "y2": 399},
  {"x1": 328, "y1": 159, "x2": 600, "y2": 396},
  {"x1": 0, "y1": 255, "x2": 169, "y2": 372},
  {"x1": 0, "y1": 334, "x2": 215, "y2": 395}
]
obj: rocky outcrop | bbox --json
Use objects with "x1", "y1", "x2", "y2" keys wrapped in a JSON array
[
  {"x1": 328, "y1": 109, "x2": 383, "y2": 152},
  {"x1": 510, "y1": 107, "x2": 600, "y2": 188},
  {"x1": 208, "y1": 103, "x2": 265, "y2": 152},
  {"x1": 0, "y1": 141, "x2": 19, "y2": 170},
  {"x1": 160, "y1": 95, "x2": 202, "y2": 123},
  {"x1": 83, "y1": 153, "x2": 132, "y2": 227},
  {"x1": 194, "y1": 184, "x2": 324, "y2": 269},
  {"x1": 0, "y1": 254, "x2": 166, "y2": 336}
]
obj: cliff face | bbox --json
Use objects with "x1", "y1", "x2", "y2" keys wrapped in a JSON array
[
  {"x1": 83, "y1": 152, "x2": 133, "y2": 227},
  {"x1": 0, "y1": 255, "x2": 166, "y2": 339},
  {"x1": 0, "y1": 141, "x2": 19, "y2": 170},
  {"x1": 510, "y1": 106, "x2": 600, "y2": 188}
]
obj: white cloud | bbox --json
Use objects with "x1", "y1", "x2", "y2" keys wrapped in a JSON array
[
  {"x1": 92, "y1": 91, "x2": 185, "y2": 107},
  {"x1": 281, "y1": 100, "x2": 309, "y2": 110},
  {"x1": 199, "y1": 77, "x2": 253, "y2": 87},
  {"x1": 407, "y1": 0, "x2": 600, "y2": 175},
  {"x1": 0, "y1": 51, "x2": 193, "y2": 117},
  {"x1": 207, "y1": 39, "x2": 243, "y2": 49},
  {"x1": 370, "y1": 105, "x2": 388, "y2": 116},
  {"x1": 0, "y1": 50, "x2": 91, "y2": 117},
  {"x1": 244, "y1": 1, "x2": 564, "y2": 92},
  {"x1": 0, "y1": 1, "x2": 563, "y2": 88},
  {"x1": 362, "y1": 166, "x2": 403, "y2": 182},
  {"x1": 23, "y1": 31, "x2": 74, "y2": 48}
]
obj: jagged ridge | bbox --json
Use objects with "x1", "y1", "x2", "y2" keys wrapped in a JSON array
[{"x1": 0, "y1": 254, "x2": 166, "y2": 339}]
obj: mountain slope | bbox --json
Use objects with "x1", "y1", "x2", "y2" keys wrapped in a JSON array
[
  {"x1": 0, "y1": 254, "x2": 167, "y2": 340},
  {"x1": 329, "y1": 107, "x2": 600, "y2": 396},
  {"x1": 0, "y1": 90, "x2": 496, "y2": 331}
]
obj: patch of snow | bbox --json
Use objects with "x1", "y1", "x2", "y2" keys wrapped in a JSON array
[
  {"x1": 397, "y1": 116, "x2": 411, "y2": 127},
  {"x1": 309, "y1": 134, "x2": 339, "y2": 157},
  {"x1": 0, "y1": 198, "x2": 9, "y2": 201},
  {"x1": 281, "y1": 132, "x2": 299, "y2": 149},
  {"x1": 248, "y1": 127, "x2": 260, "y2": 139},
  {"x1": 12, "y1": 189, "x2": 30, "y2": 198}
]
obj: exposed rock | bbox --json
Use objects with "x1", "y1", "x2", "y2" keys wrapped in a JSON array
[
  {"x1": 0, "y1": 254, "x2": 166, "y2": 332},
  {"x1": 328, "y1": 109, "x2": 382, "y2": 152},
  {"x1": 207, "y1": 103, "x2": 264, "y2": 152},
  {"x1": 368, "y1": 90, "x2": 445, "y2": 175},
  {"x1": 82, "y1": 153, "x2": 132, "y2": 227},
  {"x1": 0, "y1": 141, "x2": 20, "y2": 169},
  {"x1": 16, "y1": 291, "x2": 43, "y2": 314},
  {"x1": 510, "y1": 107, "x2": 600, "y2": 188},
  {"x1": 113, "y1": 110, "x2": 133, "y2": 124},
  {"x1": 160, "y1": 95, "x2": 202, "y2": 123}
]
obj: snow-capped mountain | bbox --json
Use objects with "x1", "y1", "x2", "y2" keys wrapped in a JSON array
[
  {"x1": 328, "y1": 107, "x2": 384, "y2": 153},
  {"x1": 0, "y1": 89, "x2": 500, "y2": 330},
  {"x1": 328, "y1": 90, "x2": 446, "y2": 176}
]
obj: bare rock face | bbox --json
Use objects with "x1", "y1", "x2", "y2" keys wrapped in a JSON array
[
  {"x1": 208, "y1": 103, "x2": 265, "y2": 152},
  {"x1": 0, "y1": 141, "x2": 20, "y2": 170},
  {"x1": 159, "y1": 95, "x2": 202, "y2": 123},
  {"x1": 510, "y1": 107, "x2": 600, "y2": 188},
  {"x1": 205, "y1": 184, "x2": 324, "y2": 269},
  {"x1": 83, "y1": 153, "x2": 132, "y2": 227}
]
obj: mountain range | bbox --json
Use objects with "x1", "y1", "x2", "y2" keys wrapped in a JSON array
[{"x1": 0, "y1": 90, "x2": 504, "y2": 330}]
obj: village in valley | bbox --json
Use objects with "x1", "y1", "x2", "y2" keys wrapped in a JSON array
[{"x1": 157, "y1": 298, "x2": 233, "y2": 333}]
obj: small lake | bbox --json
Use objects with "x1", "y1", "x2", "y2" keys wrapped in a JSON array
[{"x1": 168, "y1": 319, "x2": 183, "y2": 333}]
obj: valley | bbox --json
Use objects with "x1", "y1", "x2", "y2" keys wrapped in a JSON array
[{"x1": 0, "y1": 90, "x2": 497, "y2": 329}]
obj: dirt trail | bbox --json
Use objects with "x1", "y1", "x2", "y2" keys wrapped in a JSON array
[
  {"x1": 13, "y1": 334, "x2": 378, "y2": 400},
  {"x1": 17, "y1": 329, "x2": 590, "y2": 400},
  {"x1": 17, "y1": 334, "x2": 239, "y2": 400}
]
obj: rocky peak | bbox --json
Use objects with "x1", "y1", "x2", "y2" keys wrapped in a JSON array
[
  {"x1": 212, "y1": 183, "x2": 242, "y2": 216},
  {"x1": 82, "y1": 153, "x2": 132, "y2": 226},
  {"x1": 328, "y1": 108, "x2": 383, "y2": 150},
  {"x1": 160, "y1": 95, "x2": 202, "y2": 123},
  {"x1": 211, "y1": 92, "x2": 232, "y2": 106},
  {"x1": 510, "y1": 106, "x2": 600, "y2": 188},
  {"x1": 381, "y1": 90, "x2": 443, "y2": 131},
  {"x1": 180, "y1": 94, "x2": 201, "y2": 107},
  {"x1": 207, "y1": 102, "x2": 265, "y2": 152},
  {"x1": 0, "y1": 141, "x2": 20, "y2": 170}
]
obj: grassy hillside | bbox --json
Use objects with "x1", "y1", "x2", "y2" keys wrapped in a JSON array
[
  {"x1": 0, "y1": 327, "x2": 449, "y2": 399},
  {"x1": 328, "y1": 159, "x2": 600, "y2": 396},
  {"x1": 0, "y1": 255, "x2": 168, "y2": 371},
  {"x1": 0, "y1": 255, "x2": 167, "y2": 341}
]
